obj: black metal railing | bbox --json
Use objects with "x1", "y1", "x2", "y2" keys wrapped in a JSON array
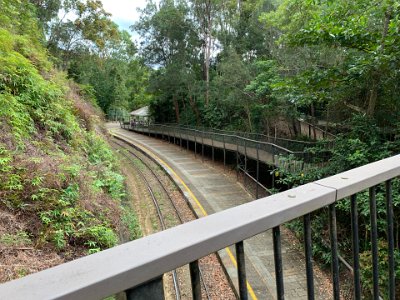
[
  {"x1": 0, "y1": 154, "x2": 398, "y2": 300},
  {"x1": 123, "y1": 123, "x2": 331, "y2": 167}
]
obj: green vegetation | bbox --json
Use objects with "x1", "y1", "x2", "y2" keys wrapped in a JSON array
[
  {"x1": 2, "y1": 0, "x2": 400, "y2": 296},
  {"x1": 134, "y1": 0, "x2": 400, "y2": 136},
  {"x1": 132, "y1": 0, "x2": 400, "y2": 297},
  {"x1": 0, "y1": 0, "x2": 141, "y2": 279},
  {"x1": 275, "y1": 116, "x2": 400, "y2": 298},
  {"x1": 0, "y1": 231, "x2": 32, "y2": 247}
]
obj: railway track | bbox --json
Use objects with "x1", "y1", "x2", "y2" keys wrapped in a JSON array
[{"x1": 111, "y1": 138, "x2": 233, "y2": 299}]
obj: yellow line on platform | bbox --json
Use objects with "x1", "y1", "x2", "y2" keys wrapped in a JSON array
[{"x1": 110, "y1": 129, "x2": 258, "y2": 300}]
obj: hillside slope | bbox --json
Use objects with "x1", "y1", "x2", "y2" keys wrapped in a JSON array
[{"x1": 0, "y1": 0, "x2": 139, "y2": 281}]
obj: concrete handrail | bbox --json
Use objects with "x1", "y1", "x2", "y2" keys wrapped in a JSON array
[{"x1": 1, "y1": 155, "x2": 399, "y2": 299}]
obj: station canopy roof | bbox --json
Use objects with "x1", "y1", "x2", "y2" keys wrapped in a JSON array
[{"x1": 130, "y1": 106, "x2": 149, "y2": 117}]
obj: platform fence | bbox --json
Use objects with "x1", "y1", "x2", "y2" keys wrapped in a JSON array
[{"x1": 0, "y1": 150, "x2": 397, "y2": 300}]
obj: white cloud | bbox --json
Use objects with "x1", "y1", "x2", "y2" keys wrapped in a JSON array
[{"x1": 100, "y1": 0, "x2": 148, "y2": 31}]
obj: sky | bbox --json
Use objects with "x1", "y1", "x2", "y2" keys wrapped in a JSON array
[{"x1": 100, "y1": 0, "x2": 148, "y2": 32}]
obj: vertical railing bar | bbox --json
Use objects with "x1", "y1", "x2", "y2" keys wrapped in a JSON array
[
  {"x1": 201, "y1": 132, "x2": 204, "y2": 162},
  {"x1": 273, "y1": 226, "x2": 284, "y2": 300},
  {"x1": 223, "y1": 135, "x2": 226, "y2": 171},
  {"x1": 303, "y1": 214, "x2": 314, "y2": 300},
  {"x1": 189, "y1": 260, "x2": 202, "y2": 300},
  {"x1": 236, "y1": 241, "x2": 248, "y2": 300},
  {"x1": 125, "y1": 276, "x2": 164, "y2": 300},
  {"x1": 194, "y1": 135, "x2": 197, "y2": 158},
  {"x1": 256, "y1": 144, "x2": 260, "y2": 199},
  {"x1": 244, "y1": 140, "x2": 247, "y2": 187},
  {"x1": 386, "y1": 180, "x2": 395, "y2": 300},
  {"x1": 236, "y1": 141, "x2": 239, "y2": 180},
  {"x1": 350, "y1": 194, "x2": 361, "y2": 300},
  {"x1": 212, "y1": 136, "x2": 214, "y2": 162},
  {"x1": 329, "y1": 203, "x2": 340, "y2": 300},
  {"x1": 370, "y1": 186, "x2": 379, "y2": 300}
]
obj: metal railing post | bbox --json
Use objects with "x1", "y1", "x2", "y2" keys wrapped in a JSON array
[
  {"x1": 244, "y1": 139, "x2": 247, "y2": 187},
  {"x1": 273, "y1": 226, "x2": 284, "y2": 299},
  {"x1": 370, "y1": 186, "x2": 379, "y2": 300},
  {"x1": 351, "y1": 194, "x2": 361, "y2": 300},
  {"x1": 125, "y1": 276, "x2": 164, "y2": 300},
  {"x1": 189, "y1": 260, "x2": 201, "y2": 300},
  {"x1": 212, "y1": 136, "x2": 214, "y2": 163},
  {"x1": 236, "y1": 241, "x2": 248, "y2": 300},
  {"x1": 256, "y1": 144, "x2": 260, "y2": 199},
  {"x1": 195, "y1": 134, "x2": 197, "y2": 158},
  {"x1": 329, "y1": 204, "x2": 340, "y2": 300},
  {"x1": 386, "y1": 180, "x2": 395, "y2": 300},
  {"x1": 201, "y1": 131, "x2": 204, "y2": 163},
  {"x1": 303, "y1": 214, "x2": 314, "y2": 300},
  {"x1": 223, "y1": 135, "x2": 226, "y2": 171},
  {"x1": 236, "y1": 141, "x2": 239, "y2": 180}
]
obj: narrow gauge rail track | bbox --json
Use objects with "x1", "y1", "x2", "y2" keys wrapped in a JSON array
[
  {"x1": 111, "y1": 139, "x2": 183, "y2": 299},
  {"x1": 111, "y1": 139, "x2": 216, "y2": 300}
]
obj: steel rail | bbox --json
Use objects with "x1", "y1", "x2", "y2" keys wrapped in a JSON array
[
  {"x1": 111, "y1": 140, "x2": 181, "y2": 300},
  {"x1": 112, "y1": 139, "x2": 212, "y2": 300}
]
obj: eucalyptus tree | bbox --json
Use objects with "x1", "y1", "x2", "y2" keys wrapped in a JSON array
[
  {"x1": 68, "y1": 29, "x2": 151, "y2": 116},
  {"x1": 189, "y1": 0, "x2": 220, "y2": 106},
  {"x1": 134, "y1": 0, "x2": 201, "y2": 122},
  {"x1": 30, "y1": 0, "x2": 120, "y2": 68}
]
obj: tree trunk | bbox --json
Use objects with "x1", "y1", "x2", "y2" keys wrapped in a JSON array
[
  {"x1": 205, "y1": 0, "x2": 212, "y2": 106},
  {"x1": 367, "y1": 8, "x2": 392, "y2": 117},
  {"x1": 292, "y1": 118, "x2": 298, "y2": 137},
  {"x1": 173, "y1": 95, "x2": 180, "y2": 123},
  {"x1": 310, "y1": 103, "x2": 317, "y2": 140},
  {"x1": 367, "y1": 81, "x2": 378, "y2": 117},
  {"x1": 188, "y1": 95, "x2": 201, "y2": 125},
  {"x1": 325, "y1": 107, "x2": 329, "y2": 134},
  {"x1": 245, "y1": 105, "x2": 253, "y2": 132},
  {"x1": 266, "y1": 118, "x2": 270, "y2": 136}
]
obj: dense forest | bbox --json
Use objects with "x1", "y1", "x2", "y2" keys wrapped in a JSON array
[
  {"x1": 134, "y1": 0, "x2": 400, "y2": 135},
  {"x1": 1, "y1": 0, "x2": 400, "y2": 297},
  {"x1": 133, "y1": 3, "x2": 400, "y2": 297}
]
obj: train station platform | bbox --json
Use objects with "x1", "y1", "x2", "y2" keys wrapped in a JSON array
[{"x1": 108, "y1": 123, "x2": 330, "y2": 300}]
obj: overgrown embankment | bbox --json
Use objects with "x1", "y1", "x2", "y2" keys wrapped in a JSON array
[{"x1": 0, "y1": 1, "x2": 140, "y2": 281}]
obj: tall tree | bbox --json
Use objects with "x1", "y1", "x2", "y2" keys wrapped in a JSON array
[
  {"x1": 262, "y1": 0, "x2": 400, "y2": 121},
  {"x1": 190, "y1": 0, "x2": 216, "y2": 106},
  {"x1": 134, "y1": 0, "x2": 200, "y2": 122}
]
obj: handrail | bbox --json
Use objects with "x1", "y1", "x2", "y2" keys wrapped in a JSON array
[
  {"x1": 238, "y1": 166, "x2": 271, "y2": 195},
  {"x1": 138, "y1": 123, "x2": 299, "y2": 155},
  {"x1": 1, "y1": 154, "x2": 399, "y2": 299},
  {"x1": 298, "y1": 118, "x2": 336, "y2": 139},
  {"x1": 134, "y1": 123, "x2": 332, "y2": 164},
  {"x1": 166, "y1": 123, "x2": 318, "y2": 149},
  {"x1": 172, "y1": 125, "x2": 295, "y2": 153}
]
